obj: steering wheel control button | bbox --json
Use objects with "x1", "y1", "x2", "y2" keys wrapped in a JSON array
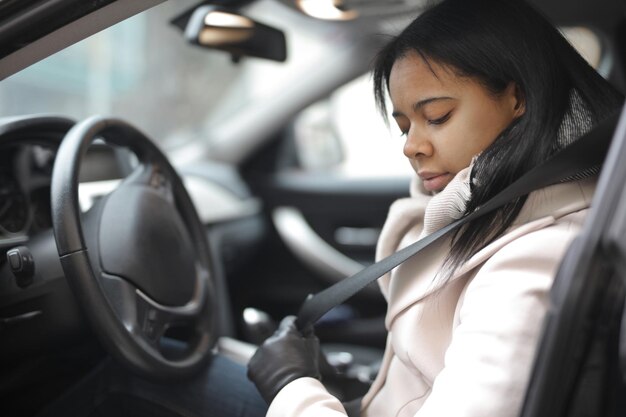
[
  {"x1": 143, "y1": 308, "x2": 159, "y2": 340},
  {"x1": 6, "y1": 246, "x2": 35, "y2": 288},
  {"x1": 150, "y1": 169, "x2": 167, "y2": 190}
]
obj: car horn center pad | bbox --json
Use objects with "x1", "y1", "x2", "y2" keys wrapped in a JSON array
[{"x1": 98, "y1": 182, "x2": 197, "y2": 307}]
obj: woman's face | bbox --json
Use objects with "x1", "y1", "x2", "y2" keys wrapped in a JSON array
[{"x1": 389, "y1": 52, "x2": 524, "y2": 192}]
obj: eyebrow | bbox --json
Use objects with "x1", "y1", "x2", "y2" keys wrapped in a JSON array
[{"x1": 391, "y1": 96, "x2": 454, "y2": 118}]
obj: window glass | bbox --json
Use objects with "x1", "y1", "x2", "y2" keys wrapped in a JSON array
[
  {"x1": 0, "y1": 1, "x2": 243, "y2": 149},
  {"x1": 560, "y1": 27, "x2": 602, "y2": 70},
  {"x1": 293, "y1": 75, "x2": 410, "y2": 178}
]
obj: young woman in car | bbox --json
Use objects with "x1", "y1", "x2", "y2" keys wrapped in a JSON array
[{"x1": 247, "y1": 0, "x2": 624, "y2": 416}]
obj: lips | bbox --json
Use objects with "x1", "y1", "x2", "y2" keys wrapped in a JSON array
[{"x1": 418, "y1": 171, "x2": 453, "y2": 192}]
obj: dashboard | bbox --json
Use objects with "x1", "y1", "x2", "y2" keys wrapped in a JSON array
[
  {"x1": 0, "y1": 119, "x2": 131, "y2": 250},
  {"x1": 0, "y1": 143, "x2": 55, "y2": 245},
  {"x1": 0, "y1": 116, "x2": 76, "y2": 254}
]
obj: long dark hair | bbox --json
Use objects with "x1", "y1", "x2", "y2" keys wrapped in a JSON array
[{"x1": 373, "y1": 0, "x2": 624, "y2": 276}]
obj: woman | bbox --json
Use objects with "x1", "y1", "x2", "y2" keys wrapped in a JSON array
[{"x1": 247, "y1": 0, "x2": 624, "y2": 416}]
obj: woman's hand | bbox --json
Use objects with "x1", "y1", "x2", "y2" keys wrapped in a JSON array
[{"x1": 247, "y1": 315, "x2": 322, "y2": 404}]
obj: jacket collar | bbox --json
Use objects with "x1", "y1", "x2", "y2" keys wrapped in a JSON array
[{"x1": 382, "y1": 177, "x2": 596, "y2": 329}]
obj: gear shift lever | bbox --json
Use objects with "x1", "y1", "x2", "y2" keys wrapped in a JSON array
[{"x1": 242, "y1": 308, "x2": 278, "y2": 344}]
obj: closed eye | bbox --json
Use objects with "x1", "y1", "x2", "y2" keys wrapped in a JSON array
[{"x1": 427, "y1": 111, "x2": 452, "y2": 125}]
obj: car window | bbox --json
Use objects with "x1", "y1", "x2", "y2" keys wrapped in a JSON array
[
  {"x1": 0, "y1": 0, "x2": 349, "y2": 159},
  {"x1": 293, "y1": 74, "x2": 411, "y2": 178},
  {"x1": 0, "y1": 1, "x2": 243, "y2": 149},
  {"x1": 292, "y1": 26, "x2": 607, "y2": 179}
]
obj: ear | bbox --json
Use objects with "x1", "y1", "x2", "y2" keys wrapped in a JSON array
[{"x1": 510, "y1": 82, "x2": 526, "y2": 117}]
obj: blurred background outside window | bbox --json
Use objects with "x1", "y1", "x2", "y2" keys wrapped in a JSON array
[{"x1": 0, "y1": 0, "x2": 606, "y2": 180}]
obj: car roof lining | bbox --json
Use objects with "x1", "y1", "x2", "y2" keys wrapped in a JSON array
[{"x1": 530, "y1": 0, "x2": 625, "y2": 28}]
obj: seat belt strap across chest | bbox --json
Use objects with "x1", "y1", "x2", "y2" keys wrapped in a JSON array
[{"x1": 295, "y1": 112, "x2": 619, "y2": 332}]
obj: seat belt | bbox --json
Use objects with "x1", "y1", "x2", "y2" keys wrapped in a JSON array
[{"x1": 295, "y1": 111, "x2": 620, "y2": 332}]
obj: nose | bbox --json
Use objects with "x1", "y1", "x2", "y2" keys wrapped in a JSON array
[{"x1": 403, "y1": 129, "x2": 433, "y2": 160}]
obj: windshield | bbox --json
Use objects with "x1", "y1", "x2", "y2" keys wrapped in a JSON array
[{"x1": 0, "y1": 1, "x2": 247, "y2": 149}]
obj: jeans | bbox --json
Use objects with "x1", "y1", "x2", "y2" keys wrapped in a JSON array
[{"x1": 37, "y1": 354, "x2": 268, "y2": 417}]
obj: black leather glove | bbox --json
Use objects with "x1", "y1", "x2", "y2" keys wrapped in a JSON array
[{"x1": 247, "y1": 315, "x2": 321, "y2": 404}]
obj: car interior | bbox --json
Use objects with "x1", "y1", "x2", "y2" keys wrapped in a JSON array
[{"x1": 0, "y1": 0, "x2": 625, "y2": 416}]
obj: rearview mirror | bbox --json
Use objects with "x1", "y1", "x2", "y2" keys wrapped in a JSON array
[{"x1": 184, "y1": 6, "x2": 287, "y2": 62}]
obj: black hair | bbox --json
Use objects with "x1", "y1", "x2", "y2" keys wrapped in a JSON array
[{"x1": 373, "y1": 0, "x2": 624, "y2": 277}]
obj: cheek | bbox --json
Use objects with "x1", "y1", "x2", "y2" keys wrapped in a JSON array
[
  {"x1": 470, "y1": 97, "x2": 516, "y2": 147},
  {"x1": 434, "y1": 121, "x2": 484, "y2": 173},
  {"x1": 443, "y1": 106, "x2": 505, "y2": 170}
]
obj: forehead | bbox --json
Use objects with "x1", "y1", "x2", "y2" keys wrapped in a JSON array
[{"x1": 388, "y1": 52, "x2": 463, "y2": 103}]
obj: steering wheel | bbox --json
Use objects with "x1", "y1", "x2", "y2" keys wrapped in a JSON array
[{"x1": 51, "y1": 116, "x2": 217, "y2": 380}]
